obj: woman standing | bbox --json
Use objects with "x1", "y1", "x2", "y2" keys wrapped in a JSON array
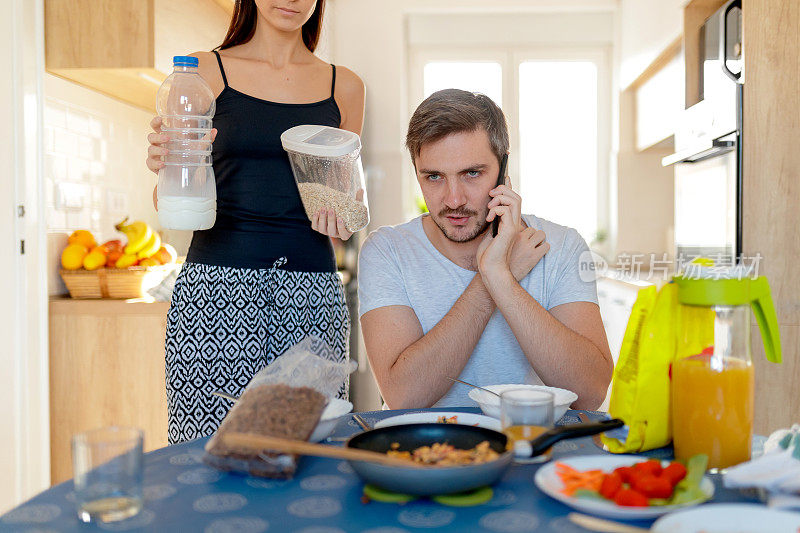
[{"x1": 145, "y1": 0, "x2": 365, "y2": 444}]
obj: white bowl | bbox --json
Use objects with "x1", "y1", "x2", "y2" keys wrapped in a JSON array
[
  {"x1": 374, "y1": 411, "x2": 502, "y2": 431},
  {"x1": 309, "y1": 398, "x2": 353, "y2": 442},
  {"x1": 467, "y1": 384, "x2": 578, "y2": 421}
]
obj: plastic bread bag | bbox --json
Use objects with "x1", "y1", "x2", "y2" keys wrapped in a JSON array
[
  {"x1": 204, "y1": 335, "x2": 357, "y2": 477},
  {"x1": 602, "y1": 283, "x2": 714, "y2": 453}
]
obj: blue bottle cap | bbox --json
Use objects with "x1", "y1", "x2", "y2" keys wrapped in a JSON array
[{"x1": 173, "y1": 55, "x2": 199, "y2": 67}]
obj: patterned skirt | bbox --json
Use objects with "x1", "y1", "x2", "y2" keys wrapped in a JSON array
[{"x1": 164, "y1": 259, "x2": 350, "y2": 444}]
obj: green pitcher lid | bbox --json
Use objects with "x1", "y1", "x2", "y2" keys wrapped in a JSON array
[
  {"x1": 674, "y1": 265, "x2": 759, "y2": 307},
  {"x1": 673, "y1": 265, "x2": 782, "y2": 363}
]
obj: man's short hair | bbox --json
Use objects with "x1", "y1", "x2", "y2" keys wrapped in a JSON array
[{"x1": 406, "y1": 89, "x2": 510, "y2": 167}]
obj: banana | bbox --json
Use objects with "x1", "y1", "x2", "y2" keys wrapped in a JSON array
[
  {"x1": 115, "y1": 217, "x2": 153, "y2": 255},
  {"x1": 136, "y1": 231, "x2": 162, "y2": 260}
]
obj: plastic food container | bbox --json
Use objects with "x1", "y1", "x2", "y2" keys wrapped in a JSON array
[{"x1": 281, "y1": 125, "x2": 369, "y2": 233}]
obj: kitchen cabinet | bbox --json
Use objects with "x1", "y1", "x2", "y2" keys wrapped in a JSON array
[
  {"x1": 49, "y1": 298, "x2": 170, "y2": 485},
  {"x1": 44, "y1": 0, "x2": 231, "y2": 112},
  {"x1": 740, "y1": 0, "x2": 800, "y2": 435},
  {"x1": 634, "y1": 48, "x2": 684, "y2": 151}
]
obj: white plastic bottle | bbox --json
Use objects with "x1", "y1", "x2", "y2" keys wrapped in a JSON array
[{"x1": 156, "y1": 55, "x2": 217, "y2": 231}]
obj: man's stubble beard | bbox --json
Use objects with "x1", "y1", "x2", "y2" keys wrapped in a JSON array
[{"x1": 431, "y1": 207, "x2": 491, "y2": 243}]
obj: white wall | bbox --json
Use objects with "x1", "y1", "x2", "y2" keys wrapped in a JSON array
[
  {"x1": 618, "y1": 0, "x2": 685, "y2": 89},
  {"x1": 44, "y1": 75, "x2": 161, "y2": 295}
]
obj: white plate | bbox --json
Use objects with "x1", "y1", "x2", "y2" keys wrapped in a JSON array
[
  {"x1": 534, "y1": 454, "x2": 715, "y2": 520},
  {"x1": 467, "y1": 384, "x2": 578, "y2": 420},
  {"x1": 652, "y1": 503, "x2": 800, "y2": 532},
  {"x1": 374, "y1": 412, "x2": 502, "y2": 431}
]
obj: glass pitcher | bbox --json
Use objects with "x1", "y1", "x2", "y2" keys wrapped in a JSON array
[{"x1": 671, "y1": 268, "x2": 782, "y2": 471}]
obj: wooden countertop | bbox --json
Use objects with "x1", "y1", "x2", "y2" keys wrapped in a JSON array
[{"x1": 49, "y1": 296, "x2": 170, "y2": 315}]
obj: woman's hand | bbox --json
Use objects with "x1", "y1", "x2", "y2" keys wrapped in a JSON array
[
  {"x1": 476, "y1": 184, "x2": 548, "y2": 287},
  {"x1": 146, "y1": 116, "x2": 168, "y2": 175},
  {"x1": 145, "y1": 116, "x2": 216, "y2": 175},
  {"x1": 311, "y1": 208, "x2": 353, "y2": 240},
  {"x1": 508, "y1": 227, "x2": 549, "y2": 281}
]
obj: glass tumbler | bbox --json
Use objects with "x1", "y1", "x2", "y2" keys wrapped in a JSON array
[
  {"x1": 500, "y1": 388, "x2": 555, "y2": 463},
  {"x1": 72, "y1": 427, "x2": 144, "y2": 524}
]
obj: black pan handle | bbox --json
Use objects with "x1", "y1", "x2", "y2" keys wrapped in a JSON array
[{"x1": 527, "y1": 418, "x2": 624, "y2": 457}]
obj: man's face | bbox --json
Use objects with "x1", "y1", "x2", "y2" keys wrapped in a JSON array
[{"x1": 415, "y1": 129, "x2": 500, "y2": 243}]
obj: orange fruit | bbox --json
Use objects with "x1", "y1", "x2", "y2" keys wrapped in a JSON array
[
  {"x1": 153, "y1": 243, "x2": 178, "y2": 264},
  {"x1": 68, "y1": 230, "x2": 97, "y2": 250},
  {"x1": 138, "y1": 257, "x2": 161, "y2": 267}
]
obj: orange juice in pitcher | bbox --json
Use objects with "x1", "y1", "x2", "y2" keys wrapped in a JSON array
[
  {"x1": 672, "y1": 350, "x2": 754, "y2": 469},
  {"x1": 672, "y1": 270, "x2": 781, "y2": 471}
]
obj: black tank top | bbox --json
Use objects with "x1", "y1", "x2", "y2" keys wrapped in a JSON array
[{"x1": 185, "y1": 50, "x2": 341, "y2": 272}]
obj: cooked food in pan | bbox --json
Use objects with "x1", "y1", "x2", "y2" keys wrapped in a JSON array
[{"x1": 387, "y1": 440, "x2": 500, "y2": 466}]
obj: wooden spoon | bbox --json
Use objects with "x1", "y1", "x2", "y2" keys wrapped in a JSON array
[
  {"x1": 567, "y1": 513, "x2": 650, "y2": 533},
  {"x1": 222, "y1": 432, "x2": 424, "y2": 468}
]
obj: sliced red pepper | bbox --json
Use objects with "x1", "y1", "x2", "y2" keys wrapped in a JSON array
[
  {"x1": 662, "y1": 462, "x2": 688, "y2": 486},
  {"x1": 633, "y1": 459, "x2": 663, "y2": 477},
  {"x1": 614, "y1": 488, "x2": 649, "y2": 507},
  {"x1": 599, "y1": 472, "x2": 623, "y2": 500},
  {"x1": 633, "y1": 475, "x2": 673, "y2": 499},
  {"x1": 614, "y1": 466, "x2": 635, "y2": 484}
]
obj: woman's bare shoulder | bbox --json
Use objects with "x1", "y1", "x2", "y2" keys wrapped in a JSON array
[
  {"x1": 187, "y1": 51, "x2": 225, "y2": 94},
  {"x1": 335, "y1": 65, "x2": 366, "y2": 98},
  {"x1": 333, "y1": 65, "x2": 365, "y2": 134}
]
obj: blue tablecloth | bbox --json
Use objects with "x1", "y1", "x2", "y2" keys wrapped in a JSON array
[{"x1": 1, "y1": 408, "x2": 760, "y2": 532}]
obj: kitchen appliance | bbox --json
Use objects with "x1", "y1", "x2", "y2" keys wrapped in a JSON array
[
  {"x1": 671, "y1": 267, "x2": 781, "y2": 470},
  {"x1": 663, "y1": 0, "x2": 743, "y2": 264}
]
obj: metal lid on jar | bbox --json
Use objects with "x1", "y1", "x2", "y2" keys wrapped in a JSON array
[{"x1": 280, "y1": 125, "x2": 361, "y2": 158}]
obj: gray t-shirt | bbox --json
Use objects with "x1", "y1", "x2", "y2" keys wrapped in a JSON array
[{"x1": 357, "y1": 214, "x2": 599, "y2": 407}]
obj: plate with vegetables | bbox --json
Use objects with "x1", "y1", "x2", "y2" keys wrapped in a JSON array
[{"x1": 534, "y1": 454, "x2": 713, "y2": 520}]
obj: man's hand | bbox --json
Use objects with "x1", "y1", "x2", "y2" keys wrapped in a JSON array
[{"x1": 476, "y1": 184, "x2": 520, "y2": 279}]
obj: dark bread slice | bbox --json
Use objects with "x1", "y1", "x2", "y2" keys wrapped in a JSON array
[{"x1": 204, "y1": 383, "x2": 327, "y2": 478}]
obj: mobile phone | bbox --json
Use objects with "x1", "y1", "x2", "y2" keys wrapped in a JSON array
[{"x1": 491, "y1": 153, "x2": 509, "y2": 237}]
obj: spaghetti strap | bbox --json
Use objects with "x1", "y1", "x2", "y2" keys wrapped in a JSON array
[
  {"x1": 212, "y1": 50, "x2": 229, "y2": 88},
  {"x1": 330, "y1": 64, "x2": 336, "y2": 99}
]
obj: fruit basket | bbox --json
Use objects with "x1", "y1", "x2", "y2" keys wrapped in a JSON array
[
  {"x1": 61, "y1": 265, "x2": 173, "y2": 299},
  {"x1": 59, "y1": 221, "x2": 179, "y2": 299}
]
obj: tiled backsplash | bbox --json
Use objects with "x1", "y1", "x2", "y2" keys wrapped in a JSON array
[{"x1": 45, "y1": 74, "x2": 165, "y2": 295}]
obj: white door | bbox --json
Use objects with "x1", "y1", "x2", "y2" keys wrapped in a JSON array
[{"x1": 0, "y1": 0, "x2": 50, "y2": 513}]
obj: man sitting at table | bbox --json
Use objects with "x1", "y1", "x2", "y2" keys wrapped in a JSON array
[{"x1": 357, "y1": 89, "x2": 613, "y2": 410}]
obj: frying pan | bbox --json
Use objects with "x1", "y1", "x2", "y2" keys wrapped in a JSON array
[
  {"x1": 225, "y1": 418, "x2": 622, "y2": 496},
  {"x1": 345, "y1": 419, "x2": 622, "y2": 495}
]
